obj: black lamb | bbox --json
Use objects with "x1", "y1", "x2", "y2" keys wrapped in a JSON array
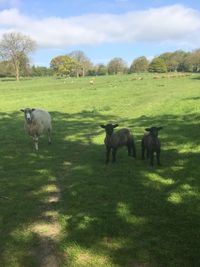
[{"x1": 141, "y1": 126, "x2": 163, "y2": 166}]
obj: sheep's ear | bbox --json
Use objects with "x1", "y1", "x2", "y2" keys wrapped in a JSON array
[
  {"x1": 158, "y1": 127, "x2": 163, "y2": 131},
  {"x1": 31, "y1": 108, "x2": 35, "y2": 112},
  {"x1": 20, "y1": 109, "x2": 24, "y2": 112},
  {"x1": 100, "y1": 125, "x2": 105, "y2": 128},
  {"x1": 113, "y1": 124, "x2": 118, "y2": 128},
  {"x1": 145, "y1": 128, "x2": 150, "y2": 131}
]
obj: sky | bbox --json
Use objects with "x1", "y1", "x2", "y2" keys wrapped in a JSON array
[{"x1": 0, "y1": 0, "x2": 200, "y2": 66}]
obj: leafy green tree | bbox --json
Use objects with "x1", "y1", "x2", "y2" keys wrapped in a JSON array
[
  {"x1": 107, "y1": 57, "x2": 127, "y2": 75},
  {"x1": 148, "y1": 57, "x2": 167, "y2": 73},
  {"x1": 159, "y1": 52, "x2": 174, "y2": 71},
  {"x1": 96, "y1": 64, "x2": 107, "y2": 75},
  {"x1": 158, "y1": 50, "x2": 190, "y2": 72},
  {"x1": 68, "y1": 50, "x2": 92, "y2": 77},
  {"x1": 130, "y1": 56, "x2": 149, "y2": 73},
  {"x1": 173, "y1": 50, "x2": 190, "y2": 71},
  {"x1": 31, "y1": 66, "x2": 53, "y2": 76},
  {"x1": 0, "y1": 60, "x2": 14, "y2": 77},
  {"x1": 159, "y1": 52, "x2": 177, "y2": 72},
  {"x1": 18, "y1": 52, "x2": 31, "y2": 76},
  {"x1": 184, "y1": 49, "x2": 200, "y2": 72},
  {"x1": 87, "y1": 68, "x2": 96, "y2": 76},
  {"x1": 50, "y1": 55, "x2": 80, "y2": 77},
  {"x1": 0, "y1": 32, "x2": 36, "y2": 81}
]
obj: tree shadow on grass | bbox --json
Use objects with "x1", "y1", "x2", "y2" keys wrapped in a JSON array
[
  {"x1": 190, "y1": 75, "x2": 200, "y2": 80},
  {"x1": 0, "y1": 77, "x2": 32, "y2": 82},
  {"x1": 57, "y1": 112, "x2": 200, "y2": 267},
  {"x1": 0, "y1": 110, "x2": 119, "y2": 266},
  {"x1": 0, "y1": 111, "x2": 200, "y2": 267},
  {"x1": 183, "y1": 96, "x2": 200, "y2": 101}
]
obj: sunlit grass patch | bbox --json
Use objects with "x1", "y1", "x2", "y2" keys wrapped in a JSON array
[
  {"x1": 63, "y1": 244, "x2": 113, "y2": 267},
  {"x1": 117, "y1": 202, "x2": 147, "y2": 225},
  {"x1": 145, "y1": 173, "x2": 175, "y2": 187},
  {"x1": 77, "y1": 215, "x2": 98, "y2": 230},
  {"x1": 167, "y1": 183, "x2": 200, "y2": 205},
  {"x1": 167, "y1": 192, "x2": 183, "y2": 204}
]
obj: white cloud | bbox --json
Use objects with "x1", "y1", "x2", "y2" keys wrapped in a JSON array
[{"x1": 0, "y1": 5, "x2": 200, "y2": 48}]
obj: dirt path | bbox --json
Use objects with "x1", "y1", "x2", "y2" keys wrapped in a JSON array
[{"x1": 31, "y1": 184, "x2": 61, "y2": 267}]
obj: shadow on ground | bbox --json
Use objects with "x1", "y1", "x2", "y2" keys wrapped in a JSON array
[{"x1": 0, "y1": 110, "x2": 200, "y2": 267}]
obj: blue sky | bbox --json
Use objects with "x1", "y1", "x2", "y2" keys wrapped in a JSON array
[{"x1": 0, "y1": 0, "x2": 200, "y2": 66}]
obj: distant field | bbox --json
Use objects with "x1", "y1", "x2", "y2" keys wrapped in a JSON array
[{"x1": 0, "y1": 73, "x2": 200, "y2": 267}]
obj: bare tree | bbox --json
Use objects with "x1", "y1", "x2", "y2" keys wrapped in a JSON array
[{"x1": 0, "y1": 32, "x2": 36, "y2": 81}]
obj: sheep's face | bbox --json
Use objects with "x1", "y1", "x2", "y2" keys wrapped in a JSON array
[
  {"x1": 100, "y1": 124, "x2": 118, "y2": 136},
  {"x1": 145, "y1": 127, "x2": 163, "y2": 138},
  {"x1": 20, "y1": 108, "x2": 35, "y2": 124}
]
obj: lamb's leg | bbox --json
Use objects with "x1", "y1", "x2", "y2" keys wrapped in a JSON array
[
  {"x1": 132, "y1": 142, "x2": 136, "y2": 158},
  {"x1": 142, "y1": 148, "x2": 145, "y2": 159},
  {"x1": 156, "y1": 149, "x2": 161, "y2": 166},
  {"x1": 127, "y1": 144, "x2": 131, "y2": 156},
  {"x1": 150, "y1": 151, "x2": 154, "y2": 166},
  {"x1": 106, "y1": 146, "x2": 111, "y2": 164},
  {"x1": 146, "y1": 148, "x2": 149, "y2": 159},
  {"x1": 112, "y1": 148, "x2": 117, "y2": 163}
]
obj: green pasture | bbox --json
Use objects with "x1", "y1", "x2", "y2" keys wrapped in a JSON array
[{"x1": 0, "y1": 73, "x2": 200, "y2": 267}]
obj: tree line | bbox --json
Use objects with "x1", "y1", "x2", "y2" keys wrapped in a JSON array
[{"x1": 0, "y1": 32, "x2": 200, "y2": 80}]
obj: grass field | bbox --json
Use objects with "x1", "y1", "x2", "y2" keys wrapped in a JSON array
[{"x1": 0, "y1": 73, "x2": 200, "y2": 267}]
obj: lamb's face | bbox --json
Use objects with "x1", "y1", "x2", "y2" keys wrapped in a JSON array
[
  {"x1": 145, "y1": 127, "x2": 163, "y2": 138},
  {"x1": 100, "y1": 124, "x2": 118, "y2": 136},
  {"x1": 21, "y1": 108, "x2": 35, "y2": 124}
]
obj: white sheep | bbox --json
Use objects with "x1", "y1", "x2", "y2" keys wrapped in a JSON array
[{"x1": 20, "y1": 108, "x2": 52, "y2": 150}]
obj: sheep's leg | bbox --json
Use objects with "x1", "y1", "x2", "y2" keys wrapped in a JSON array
[
  {"x1": 33, "y1": 134, "x2": 39, "y2": 151},
  {"x1": 48, "y1": 128, "x2": 51, "y2": 144},
  {"x1": 132, "y1": 142, "x2": 136, "y2": 158},
  {"x1": 127, "y1": 144, "x2": 131, "y2": 156},
  {"x1": 112, "y1": 148, "x2": 117, "y2": 163},
  {"x1": 106, "y1": 146, "x2": 111, "y2": 163},
  {"x1": 156, "y1": 150, "x2": 161, "y2": 166}
]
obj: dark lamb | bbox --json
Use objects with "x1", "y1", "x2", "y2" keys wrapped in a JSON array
[
  {"x1": 141, "y1": 126, "x2": 163, "y2": 166},
  {"x1": 100, "y1": 123, "x2": 136, "y2": 163}
]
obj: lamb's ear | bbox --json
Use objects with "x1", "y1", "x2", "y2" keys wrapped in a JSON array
[
  {"x1": 158, "y1": 127, "x2": 163, "y2": 131},
  {"x1": 113, "y1": 124, "x2": 118, "y2": 128},
  {"x1": 145, "y1": 128, "x2": 150, "y2": 131},
  {"x1": 20, "y1": 109, "x2": 24, "y2": 112},
  {"x1": 31, "y1": 108, "x2": 35, "y2": 112},
  {"x1": 100, "y1": 125, "x2": 105, "y2": 128}
]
